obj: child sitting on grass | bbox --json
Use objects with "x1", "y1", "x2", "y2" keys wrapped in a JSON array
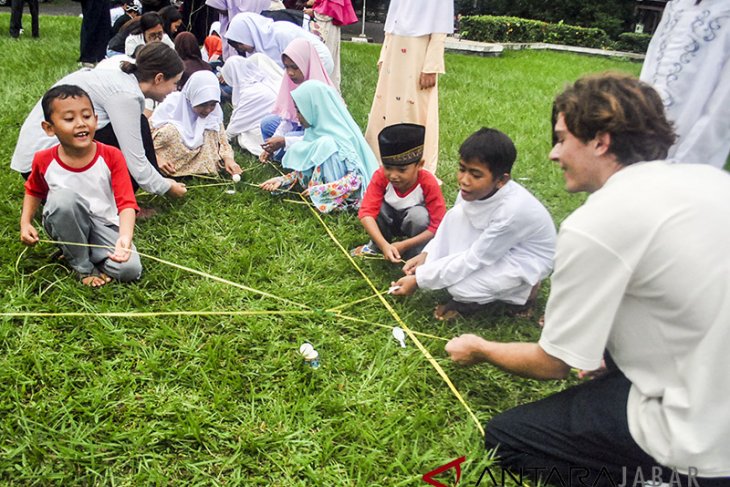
[
  {"x1": 353, "y1": 123, "x2": 446, "y2": 262},
  {"x1": 20, "y1": 85, "x2": 142, "y2": 288},
  {"x1": 391, "y1": 128, "x2": 556, "y2": 320}
]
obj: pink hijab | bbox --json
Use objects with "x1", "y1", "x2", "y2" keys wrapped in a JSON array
[
  {"x1": 273, "y1": 38, "x2": 336, "y2": 121},
  {"x1": 313, "y1": 0, "x2": 358, "y2": 26}
]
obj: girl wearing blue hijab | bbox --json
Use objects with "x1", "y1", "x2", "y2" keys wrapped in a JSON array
[{"x1": 259, "y1": 80, "x2": 379, "y2": 213}]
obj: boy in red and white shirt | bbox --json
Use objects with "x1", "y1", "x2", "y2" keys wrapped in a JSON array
[
  {"x1": 20, "y1": 85, "x2": 142, "y2": 287},
  {"x1": 355, "y1": 124, "x2": 446, "y2": 263}
]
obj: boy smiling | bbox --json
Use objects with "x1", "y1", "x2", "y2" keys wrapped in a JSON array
[
  {"x1": 391, "y1": 128, "x2": 556, "y2": 320},
  {"x1": 20, "y1": 85, "x2": 142, "y2": 287}
]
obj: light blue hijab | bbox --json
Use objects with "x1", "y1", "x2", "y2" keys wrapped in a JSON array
[{"x1": 283, "y1": 80, "x2": 379, "y2": 191}]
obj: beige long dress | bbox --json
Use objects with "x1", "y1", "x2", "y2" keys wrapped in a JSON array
[
  {"x1": 152, "y1": 123, "x2": 235, "y2": 176},
  {"x1": 310, "y1": 11, "x2": 341, "y2": 89},
  {"x1": 364, "y1": 33, "x2": 446, "y2": 174}
]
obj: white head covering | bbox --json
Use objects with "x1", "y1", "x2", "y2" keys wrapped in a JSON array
[
  {"x1": 205, "y1": 0, "x2": 271, "y2": 59},
  {"x1": 220, "y1": 54, "x2": 281, "y2": 135},
  {"x1": 150, "y1": 70, "x2": 223, "y2": 149},
  {"x1": 384, "y1": 0, "x2": 454, "y2": 37},
  {"x1": 209, "y1": 21, "x2": 221, "y2": 36}
]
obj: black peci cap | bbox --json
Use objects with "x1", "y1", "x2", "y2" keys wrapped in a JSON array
[{"x1": 378, "y1": 123, "x2": 426, "y2": 166}]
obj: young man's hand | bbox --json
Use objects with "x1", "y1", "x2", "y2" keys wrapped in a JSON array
[
  {"x1": 402, "y1": 252, "x2": 427, "y2": 275},
  {"x1": 390, "y1": 275, "x2": 418, "y2": 296},
  {"x1": 20, "y1": 223, "x2": 39, "y2": 246},
  {"x1": 108, "y1": 235, "x2": 132, "y2": 263},
  {"x1": 445, "y1": 334, "x2": 488, "y2": 365}
]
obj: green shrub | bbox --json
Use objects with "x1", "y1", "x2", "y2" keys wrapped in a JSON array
[
  {"x1": 460, "y1": 15, "x2": 614, "y2": 50},
  {"x1": 615, "y1": 32, "x2": 653, "y2": 53}
]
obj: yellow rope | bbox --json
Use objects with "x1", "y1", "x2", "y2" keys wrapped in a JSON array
[
  {"x1": 326, "y1": 288, "x2": 390, "y2": 312},
  {"x1": 38, "y1": 239, "x2": 310, "y2": 310},
  {"x1": 298, "y1": 198, "x2": 485, "y2": 436},
  {"x1": 0, "y1": 310, "x2": 313, "y2": 318},
  {"x1": 334, "y1": 312, "x2": 449, "y2": 342}
]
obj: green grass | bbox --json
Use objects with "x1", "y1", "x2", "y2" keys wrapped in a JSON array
[{"x1": 0, "y1": 13, "x2": 640, "y2": 485}]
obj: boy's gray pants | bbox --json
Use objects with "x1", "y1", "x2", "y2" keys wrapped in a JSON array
[
  {"x1": 42, "y1": 189, "x2": 142, "y2": 282},
  {"x1": 375, "y1": 203, "x2": 430, "y2": 260}
]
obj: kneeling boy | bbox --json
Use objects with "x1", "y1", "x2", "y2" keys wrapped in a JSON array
[
  {"x1": 392, "y1": 128, "x2": 556, "y2": 320},
  {"x1": 19, "y1": 85, "x2": 142, "y2": 287},
  {"x1": 354, "y1": 123, "x2": 446, "y2": 262}
]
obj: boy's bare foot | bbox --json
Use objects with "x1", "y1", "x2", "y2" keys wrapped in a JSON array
[
  {"x1": 434, "y1": 300, "x2": 491, "y2": 321},
  {"x1": 78, "y1": 269, "x2": 111, "y2": 288}
]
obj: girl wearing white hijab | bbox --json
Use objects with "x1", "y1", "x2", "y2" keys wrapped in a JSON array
[
  {"x1": 364, "y1": 0, "x2": 454, "y2": 175},
  {"x1": 151, "y1": 70, "x2": 243, "y2": 177},
  {"x1": 220, "y1": 53, "x2": 283, "y2": 156},
  {"x1": 225, "y1": 12, "x2": 334, "y2": 75},
  {"x1": 205, "y1": 0, "x2": 271, "y2": 60}
]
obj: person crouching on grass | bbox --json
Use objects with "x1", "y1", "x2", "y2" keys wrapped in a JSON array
[
  {"x1": 352, "y1": 123, "x2": 446, "y2": 262},
  {"x1": 390, "y1": 128, "x2": 556, "y2": 321},
  {"x1": 20, "y1": 85, "x2": 142, "y2": 288}
]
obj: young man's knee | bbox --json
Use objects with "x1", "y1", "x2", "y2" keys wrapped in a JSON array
[
  {"x1": 44, "y1": 188, "x2": 82, "y2": 215},
  {"x1": 484, "y1": 412, "x2": 524, "y2": 464}
]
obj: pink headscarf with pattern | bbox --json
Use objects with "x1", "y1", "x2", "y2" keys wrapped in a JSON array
[{"x1": 273, "y1": 37, "x2": 335, "y2": 121}]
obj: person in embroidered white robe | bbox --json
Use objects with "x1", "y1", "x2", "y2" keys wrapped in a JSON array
[
  {"x1": 640, "y1": 0, "x2": 730, "y2": 168},
  {"x1": 392, "y1": 128, "x2": 556, "y2": 320}
]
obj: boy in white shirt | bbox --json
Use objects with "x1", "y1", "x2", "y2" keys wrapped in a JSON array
[{"x1": 391, "y1": 128, "x2": 556, "y2": 320}]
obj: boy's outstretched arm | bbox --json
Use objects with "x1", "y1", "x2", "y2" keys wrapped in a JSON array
[
  {"x1": 19, "y1": 194, "x2": 41, "y2": 246},
  {"x1": 108, "y1": 208, "x2": 136, "y2": 263}
]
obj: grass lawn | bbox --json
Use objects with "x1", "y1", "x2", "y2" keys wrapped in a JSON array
[{"x1": 0, "y1": 13, "x2": 640, "y2": 486}]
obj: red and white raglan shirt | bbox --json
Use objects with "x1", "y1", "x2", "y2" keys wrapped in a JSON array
[
  {"x1": 25, "y1": 143, "x2": 139, "y2": 226},
  {"x1": 358, "y1": 167, "x2": 446, "y2": 233}
]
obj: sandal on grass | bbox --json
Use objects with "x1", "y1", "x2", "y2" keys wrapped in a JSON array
[
  {"x1": 350, "y1": 243, "x2": 381, "y2": 257},
  {"x1": 77, "y1": 268, "x2": 111, "y2": 288}
]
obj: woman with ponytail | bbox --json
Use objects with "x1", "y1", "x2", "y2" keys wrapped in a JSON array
[{"x1": 11, "y1": 43, "x2": 187, "y2": 198}]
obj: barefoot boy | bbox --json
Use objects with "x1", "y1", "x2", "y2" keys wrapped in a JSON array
[
  {"x1": 20, "y1": 85, "x2": 142, "y2": 287},
  {"x1": 353, "y1": 123, "x2": 446, "y2": 262},
  {"x1": 391, "y1": 128, "x2": 556, "y2": 320}
]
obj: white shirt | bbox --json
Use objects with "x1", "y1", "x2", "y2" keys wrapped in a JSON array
[
  {"x1": 540, "y1": 161, "x2": 730, "y2": 475},
  {"x1": 640, "y1": 0, "x2": 730, "y2": 168},
  {"x1": 416, "y1": 181, "x2": 556, "y2": 292},
  {"x1": 124, "y1": 32, "x2": 175, "y2": 57}
]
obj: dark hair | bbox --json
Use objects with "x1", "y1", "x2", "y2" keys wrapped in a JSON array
[
  {"x1": 174, "y1": 31, "x2": 202, "y2": 61},
  {"x1": 130, "y1": 11, "x2": 163, "y2": 35},
  {"x1": 120, "y1": 41, "x2": 183, "y2": 82},
  {"x1": 159, "y1": 5, "x2": 182, "y2": 37},
  {"x1": 459, "y1": 128, "x2": 517, "y2": 177},
  {"x1": 41, "y1": 85, "x2": 94, "y2": 123},
  {"x1": 554, "y1": 72, "x2": 676, "y2": 165}
]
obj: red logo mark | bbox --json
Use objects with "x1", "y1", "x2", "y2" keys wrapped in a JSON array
[{"x1": 422, "y1": 456, "x2": 466, "y2": 487}]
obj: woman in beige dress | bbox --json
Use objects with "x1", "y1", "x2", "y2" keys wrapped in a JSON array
[{"x1": 364, "y1": 0, "x2": 454, "y2": 175}]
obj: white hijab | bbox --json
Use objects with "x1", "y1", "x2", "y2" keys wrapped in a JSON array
[
  {"x1": 151, "y1": 70, "x2": 224, "y2": 149},
  {"x1": 384, "y1": 0, "x2": 454, "y2": 37},
  {"x1": 226, "y1": 12, "x2": 314, "y2": 68},
  {"x1": 220, "y1": 54, "x2": 282, "y2": 135}
]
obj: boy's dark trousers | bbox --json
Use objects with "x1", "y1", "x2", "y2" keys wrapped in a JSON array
[
  {"x1": 375, "y1": 203, "x2": 430, "y2": 260},
  {"x1": 9, "y1": 0, "x2": 39, "y2": 38}
]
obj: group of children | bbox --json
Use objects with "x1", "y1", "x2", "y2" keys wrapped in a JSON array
[{"x1": 19, "y1": 72, "x2": 557, "y2": 321}]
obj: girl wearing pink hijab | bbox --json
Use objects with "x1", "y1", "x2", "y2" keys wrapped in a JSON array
[
  {"x1": 259, "y1": 37, "x2": 337, "y2": 162},
  {"x1": 304, "y1": 0, "x2": 357, "y2": 88}
]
